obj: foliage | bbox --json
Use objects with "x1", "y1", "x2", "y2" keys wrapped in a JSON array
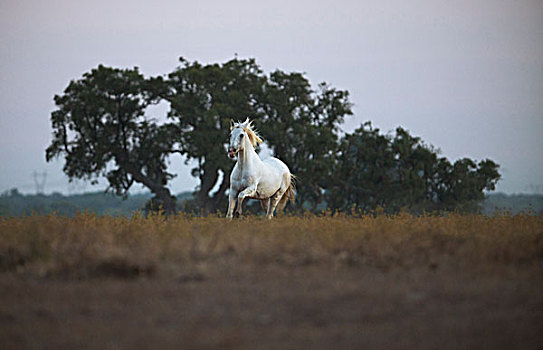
[
  {"x1": 0, "y1": 190, "x2": 147, "y2": 217},
  {"x1": 258, "y1": 71, "x2": 353, "y2": 210},
  {"x1": 327, "y1": 122, "x2": 501, "y2": 213},
  {"x1": 165, "y1": 58, "x2": 267, "y2": 213},
  {"x1": 163, "y1": 58, "x2": 352, "y2": 213},
  {"x1": 45, "y1": 65, "x2": 178, "y2": 213},
  {"x1": 2, "y1": 189, "x2": 539, "y2": 218},
  {"x1": 46, "y1": 58, "x2": 500, "y2": 215},
  {"x1": 483, "y1": 193, "x2": 543, "y2": 216},
  {"x1": 0, "y1": 190, "x2": 196, "y2": 217}
]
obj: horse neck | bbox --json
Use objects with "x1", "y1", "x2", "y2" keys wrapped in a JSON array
[{"x1": 237, "y1": 138, "x2": 261, "y2": 170}]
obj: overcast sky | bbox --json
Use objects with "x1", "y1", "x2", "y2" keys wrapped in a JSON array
[{"x1": 1, "y1": 0, "x2": 542, "y2": 195}]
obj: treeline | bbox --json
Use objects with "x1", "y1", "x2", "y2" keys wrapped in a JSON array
[
  {"x1": 45, "y1": 57, "x2": 500, "y2": 215},
  {"x1": 0, "y1": 189, "x2": 190, "y2": 217},
  {"x1": 1, "y1": 189, "x2": 541, "y2": 217},
  {"x1": 0, "y1": 189, "x2": 150, "y2": 217},
  {"x1": 483, "y1": 193, "x2": 543, "y2": 216}
]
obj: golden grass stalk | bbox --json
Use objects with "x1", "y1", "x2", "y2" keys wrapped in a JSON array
[{"x1": 1, "y1": 212, "x2": 541, "y2": 278}]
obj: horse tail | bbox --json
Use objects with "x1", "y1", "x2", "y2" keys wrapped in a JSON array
[{"x1": 278, "y1": 174, "x2": 296, "y2": 212}]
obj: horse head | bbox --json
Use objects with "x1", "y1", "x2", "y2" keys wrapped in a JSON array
[{"x1": 228, "y1": 118, "x2": 262, "y2": 159}]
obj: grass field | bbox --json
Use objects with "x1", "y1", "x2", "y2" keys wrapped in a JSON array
[{"x1": 1, "y1": 213, "x2": 542, "y2": 349}]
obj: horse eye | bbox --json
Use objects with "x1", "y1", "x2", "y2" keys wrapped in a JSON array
[{"x1": 239, "y1": 134, "x2": 244, "y2": 139}]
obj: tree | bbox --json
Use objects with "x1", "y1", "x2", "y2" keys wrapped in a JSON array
[
  {"x1": 46, "y1": 59, "x2": 500, "y2": 216},
  {"x1": 433, "y1": 158, "x2": 501, "y2": 212},
  {"x1": 326, "y1": 122, "x2": 396, "y2": 212},
  {"x1": 164, "y1": 57, "x2": 353, "y2": 213},
  {"x1": 46, "y1": 58, "x2": 353, "y2": 215},
  {"x1": 388, "y1": 127, "x2": 440, "y2": 212},
  {"x1": 327, "y1": 123, "x2": 501, "y2": 213},
  {"x1": 46, "y1": 65, "x2": 179, "y2": 214},
  {"x1": 165, "y1": 57, "x2": 267, "y2": 213},
  {"x1": 258, "y1": 71, "x2": 353, "y2": 211}
]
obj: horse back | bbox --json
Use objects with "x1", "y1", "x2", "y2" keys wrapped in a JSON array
[{"x1": 262, "y1": 157, "x2": 290, "y2": 176}]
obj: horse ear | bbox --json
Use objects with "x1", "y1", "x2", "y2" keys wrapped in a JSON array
[
  {"x1": 230, "y1": 119, "x2": 235, "y2": 131},
  {"x1": 241, "y1": 117, "x2": 252, "y2": 131}
]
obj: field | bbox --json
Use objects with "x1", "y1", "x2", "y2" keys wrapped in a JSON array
[{"x1": 1, "y1": 213, "x2": 542, "y2": 349}]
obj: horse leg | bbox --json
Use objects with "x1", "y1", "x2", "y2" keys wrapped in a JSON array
[
  {"x1": 237, "y1": 183, "x2": 258, "y2": 217},
  {"x1": 260, "y1": 198, "x2": 270, "y2": 215},
  {"x1": 226, "y1": 190, "x2": 237, "y2": 219},
  {"x1": 267, "y1": 189, "x2": 286, "y2": 219}
]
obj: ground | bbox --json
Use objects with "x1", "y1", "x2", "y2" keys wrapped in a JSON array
[
  {"x1": 2, "y1": 263, "x2": 542, "y2": 349},
  {"x1": 1, "y1": 214, "x2": 542, "y2": 349}
]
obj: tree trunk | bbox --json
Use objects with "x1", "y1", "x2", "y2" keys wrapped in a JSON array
[
  {"x1": 121, "y1": 162, "x2": 177, "y2": 215},
  {"x1": 150, "y1": 187, "x2": 177, "y2": 215},
  {"x1": 197, "y1": 161, "x2": 219, "y2": 215}
]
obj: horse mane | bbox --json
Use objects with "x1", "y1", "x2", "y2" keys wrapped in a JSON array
[{"x1": 232, "y1": 118, "x2": 263, "y2": 147}]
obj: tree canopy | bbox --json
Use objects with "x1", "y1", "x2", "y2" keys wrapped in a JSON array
[
  {"x1": 46, "y1": 65, "x2": 178, "y2": 213},
  {"x1": 164, "y1": 58, "x2": 267, "y2": 212},
  {"x1": 47, "y1": 58, "x2": 500, "y2": 215},
  {"x1": 327, "y1": 123, "x2": 500, "y2": 213}
]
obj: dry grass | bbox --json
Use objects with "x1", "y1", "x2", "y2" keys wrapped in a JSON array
[
  {"x1": 1, "y1": 212, "x2": 543, "y2": 349},
  {"x1": 1, "y1": 212, "x2": 542, "y2": 279}
]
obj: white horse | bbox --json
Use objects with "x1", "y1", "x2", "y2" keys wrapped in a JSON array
[{"x1": 226, "y1": 118, "x2": 295, "y2": 219}]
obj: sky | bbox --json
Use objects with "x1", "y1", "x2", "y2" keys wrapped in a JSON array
[{"x1": 1, "y1": 0, "x2": 542, "y2": 195}]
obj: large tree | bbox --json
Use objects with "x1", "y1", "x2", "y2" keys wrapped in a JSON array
[
  {"x1": 326, "y1": 122, "x2": 397, "y2": 212},
  {"x1": 46, "y1": 65, "x2": 178, "y2": 214},
  {"x1": 327, "y1": 122, "x2": 501, "y2": 213},
  {"x1": 258, "y1": 71, "x2": 353, "y2": 211},
  {"x1": 165, "y1": 57, "x2": 267, "y2": 213},
  {"x1": 164, "y1": 57, "x2": 353, "y2": 213}
]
